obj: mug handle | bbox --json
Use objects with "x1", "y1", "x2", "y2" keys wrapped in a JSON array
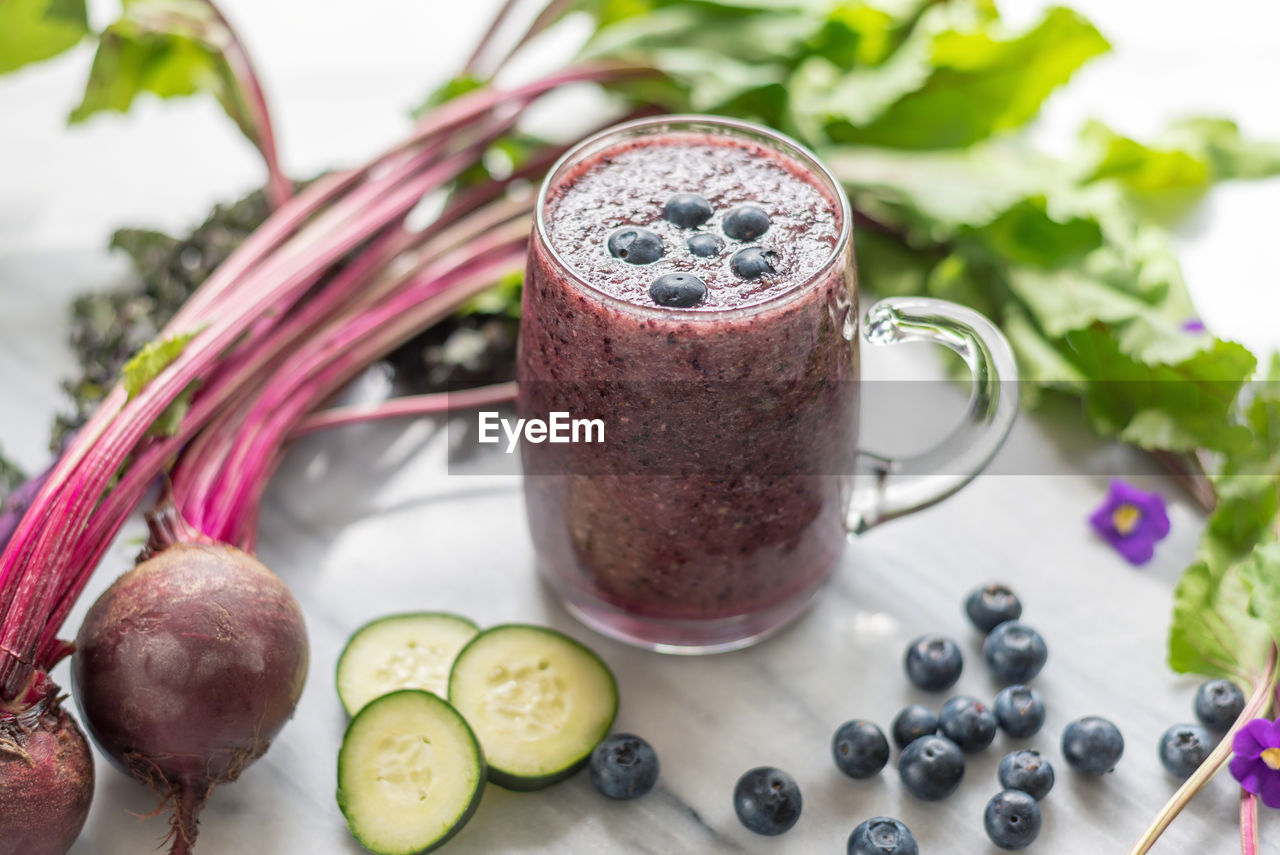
[{"x1": 847, "y1": 297, "x2": 1019, "y2": 534}]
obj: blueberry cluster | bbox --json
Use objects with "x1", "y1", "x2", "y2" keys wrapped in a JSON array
[
  {"x1": 1154, "y1": 678, "x2": 1244, "y2": 780},
  {"x1": 727, "y1": 583, "x2": 1128, "y2": 850},
  {"x1": 605, "y1": 193, "x2": 779, "y2": 308},
  {"x1": 599, "y1": 583, "x2": 1147, "y2": 851}
]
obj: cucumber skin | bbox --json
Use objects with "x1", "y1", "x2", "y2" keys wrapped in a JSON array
[
  {"x1": 336, "y1": 689, "x2": 486, "y2": 855},
  {"x1": 448, "y1": 624, "x2": 619, "y2": 792},
  {"x1": 335, "y1": 612, "x2": 480, "y2": 717}
]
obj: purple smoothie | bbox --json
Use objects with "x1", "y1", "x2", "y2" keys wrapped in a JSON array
[{"x1": 519, "y1": 120, "x2": 858, "y2": 648}]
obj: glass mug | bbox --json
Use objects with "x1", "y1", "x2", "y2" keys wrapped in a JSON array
[{"x1": 517, "y1": 116, "x2": 1018, "y2": 653}]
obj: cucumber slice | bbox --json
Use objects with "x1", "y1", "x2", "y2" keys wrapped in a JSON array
[
  {"x1": 337, "y1": 613, "x2": 479, "y2": 715},
  {"x1": 448, "y1": 624, "x2": 618, "y2": 791},
  {"x1": 337, "y1": 690, "x2": 485, "y2": 855}
]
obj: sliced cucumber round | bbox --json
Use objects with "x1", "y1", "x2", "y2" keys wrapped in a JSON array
[
  {"x1": 337, "y1": 612, "x2": 479, "y2": 715},
  {"x1": 337, "y1": 690, "x2": 485, "y2": 855},
  {"x1": 448, "y1": 624, "x2": 618, "y2": 791}
]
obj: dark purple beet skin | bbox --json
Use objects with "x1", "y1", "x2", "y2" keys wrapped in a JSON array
[
  {"x1": 0, "y1": 698, "x2": 94, "y2": 855},
  {"x1": 72, "y1": 542, "x2": 309, "y2": 854},
  {"x1": 520, "y1": 129, "x2": 857, "y2": 624}
]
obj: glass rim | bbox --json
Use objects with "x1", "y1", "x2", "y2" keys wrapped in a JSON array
[{"x1": 533, "y1": 114, "x2": 853, "y2": 321}]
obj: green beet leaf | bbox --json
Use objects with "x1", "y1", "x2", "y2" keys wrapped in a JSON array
[
  {"x1": 121, "y1": 331, "x2": 198, "y2": 400},
  {"x1": 0, "y1": 445, "x2": 25, "y2": 505},
  {"x1": 1169, "y1": 557, "x2": 1272, "y2": 684},
  {"x1": 1242, "y1": 543, "x2": 1280, "y2": 647},
  {"x1": 791, "y1": 4, "x2": 1109, "y2": 149},
  {"x1": 68, "y1": 0, "x2": 257, "y2": 147},
  {"x1": 0, "y1": 0, "x2": 89, "y2": 75}
]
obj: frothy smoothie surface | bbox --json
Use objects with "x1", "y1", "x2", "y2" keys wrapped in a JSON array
[{"x1": 543, "y1": 132, "x2": 841, "y2": 311}]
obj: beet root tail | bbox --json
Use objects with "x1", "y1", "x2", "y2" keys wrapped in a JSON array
[{"x1": 167, "y1": 783, "x2": 209, "y2": 855}]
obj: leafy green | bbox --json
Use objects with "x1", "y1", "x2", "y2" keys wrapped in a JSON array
[
  {"x1": 121, "y1": 331, "x2": 198, "y2": 400},
  {"x1": 0, "y1": 445, "x2": 25, "y2": 505},
  {"x1": 412, "y1": 73, "x2": 486, "y2": 118},
  {"x1": 795, "y1": 6, "x2": 1108, "y2": 149},
  {"x1": 121, "y1": 331, "x2": 204, "y2": 437},
  {"x1": 149, "y1": 382, "x2": 199, "y2": 437},
  {"x1": 1169, "y1": 557, "x2": 1271, "y2": 684},
  {"x1": 1167, "y1": 369, "x2": 1280, "y2": 684},
  {"x1": 68, "y1": 0, "x2": 258, "y2": 147},
  {"x1": 1076, "y1": 118, "x2": 1280, "y2": 220},
  {"x1": 0, "y1": 0, "x2": 89, "y2": 74}
]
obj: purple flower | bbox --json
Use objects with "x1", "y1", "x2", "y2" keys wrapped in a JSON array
[
  {"x1": 1088, "y1": 480, "x2": 1170, "y2": 564},
  {"x1": 1181, "y1": 318, "x2": 1207, "y2": 333},
  {"x1": 1231, "y1": 718, "x2": 1280, "y2": 808}
]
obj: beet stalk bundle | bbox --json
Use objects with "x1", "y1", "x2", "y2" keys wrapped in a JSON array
[{"x1": 0, "y1": 3, "x2": 653, "y2": 851}]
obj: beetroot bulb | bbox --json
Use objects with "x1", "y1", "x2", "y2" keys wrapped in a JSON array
[
  {"x1": 0, "y1": 689, "x2": 94, "y2": 855},
  {"x1": 72, "y1": 506, "x2": 308, "y2": 855}
]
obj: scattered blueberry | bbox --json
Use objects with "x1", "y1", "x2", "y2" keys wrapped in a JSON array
[
  {"x1": 1194, "y1": 679, "x2": 1245, "y2": 731},
  {"x1": 664, "y1": 193, "x2": 713, "y2": 228},
  {"x1": 686, "y1": 232, "x2": 724, "y2": 258},
  {"x1": 1158, "y1": 723, "x2": 1213, "y2": 779},
  {"x1": 984, "y1": 789, "x2": 1042, "y2": 850},
  {"x1": 994, "y1": 685, "x2": 1046, "y2": 738},
  {"x1": 729, "y1": 247, "x2": 778, "y2": 280},
  {"x1": 588, "y1": 733, "x2": 660, "y2": 800},
  {"x1": 904, "y1": 635, "x2": 964, "y2": 691},
  {"x1": 983, "y1": 622, "x2": 1048, "y2": 684},
  {"x1": 733, "y1": 767, "x2": 802, "y2": 835},
  {"x1": 939, "y1": 696, "x2": 998, "y2": 753},
  {"x1": 832, "y1": 720, "x2": 890, "y2": 779},
  {"x1": 898, "y1": 735, "x2": 965, "y2": 801},
  {"x1": 723, "y1": 204, "x2": 771, "y2": 241},
  {"x1": 998, "y1": 750, "x2": 1054, "y2": 801},
  {"x1": 1061, "y1": 716, "x2": 1124, "y2": 775},
  {"x1": 965, "y1": 583, "x2": 1023, "y2": 633},
  {"x1": 848, "y1": 817, "x2": 918, "y2": 855},
  {"x1": 891, "y1": 705, "x2": 939, "y2": 750},
  {"x1": 649, "y1": 273, "x2": 707, "y2": 308},
  {"x1": 607, "y1": 227, "x2": 663, "y2": 264}
]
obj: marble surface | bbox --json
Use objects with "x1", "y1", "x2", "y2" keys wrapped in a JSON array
[
  {"x1": 0, "y1": 253, "x2": 1266, "y2": 855},
  {"x1": 1, "y1": 1, "x2": 1280, "y2": 853}
]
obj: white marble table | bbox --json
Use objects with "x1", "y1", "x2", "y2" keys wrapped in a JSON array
[
  {"x1": 2, "y1": 1, "x2": 1280, "y2": 853},
  {"x1": 0, "y1": 256, "x2": 1263, "y2": 855}
]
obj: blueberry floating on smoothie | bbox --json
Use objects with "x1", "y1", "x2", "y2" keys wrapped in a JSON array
[
  {"x1": 607, "y1": 227, "x2": 664, "y2": 264},
  {"x1": 649, "y1": 273, "x2": 708, "y2": 307},
  {"x1": 730, "y1": 247, "x2": 778, "y2": 280},
  {"x1": 686, "y1": 232, "x2": 724, "y2": 258},
  {"x1": 723, "y1": 204, "x2": 771, "y2": 241},
  {"x1": 663, "y1": 193, "x2": 713, "y2": 228}
]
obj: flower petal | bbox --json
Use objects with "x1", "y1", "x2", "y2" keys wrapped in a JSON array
[
  {"x1": 1088, "y1": 480, "x2": 1171, "y2": 564},
  {"x1": 1231, "y1": 755, "x2": 1266, "y2": 793},
  {"x1": 1113, "y1": 531, "x2": 1156, "y2": 565},
  {"x1": 1234, "y1": 719, "x2": 1274, "y2": 759},
  {"x1": 1141, "y1": 497, "x2": 1171, "y2": 539},
  {"x1": 1258, "y1": 771, "x2": 1280, "y2": 809},
  {"x1": 1088, "y1": 504, "x2": 1118, "y2": 537},
  {"x1": 1106, "y1": 480, "x2": 1153, "y2": 507}
]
